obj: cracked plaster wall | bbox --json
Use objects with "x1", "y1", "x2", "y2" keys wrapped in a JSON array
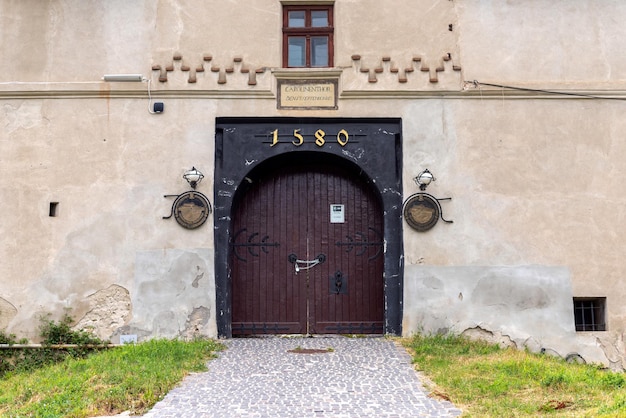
[
  {"x1": 115, "y1": 248, "x2": 217, "y2": 342},
  {"x1": 0, "y1": 298, "x2": 17, "y2": 330},
  {"x1": 402, "y1": 265, "x2": 623, "y2": 370},
  {"x1": 73, "y1": 285, "x2": 132, "y2": 340}
]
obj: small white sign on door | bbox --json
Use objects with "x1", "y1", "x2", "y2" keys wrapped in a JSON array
[{"x1": 330, "y1": 204, "x2": 345, "y2": 223}]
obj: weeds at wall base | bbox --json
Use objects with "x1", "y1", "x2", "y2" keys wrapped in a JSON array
[{"x1": 0, "y1": 313, "x2": 109, "y2": 378}]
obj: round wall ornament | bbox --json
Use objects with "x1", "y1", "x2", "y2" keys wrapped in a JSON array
[
  {"x1": 403, "y1": 193, "x2": 440, "y2": 232},
  {"x1": 172, "y1": 191, "x2": 211, "y2": 229}
]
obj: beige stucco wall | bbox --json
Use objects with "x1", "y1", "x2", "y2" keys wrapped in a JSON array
[{"x1": 1, "y1": 1, "x2": 625, "y2": 368}]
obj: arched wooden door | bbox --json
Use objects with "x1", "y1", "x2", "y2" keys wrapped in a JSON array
[{"x1": 230, "y1": 157, "x2": 384, "y2": 335}]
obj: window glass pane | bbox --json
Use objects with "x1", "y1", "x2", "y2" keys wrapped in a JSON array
[
  {"x1": 311, "y1": 36, "x2": 328, "y2": 67},
  {"x1": 288, "y1": 11, "x2": 305, "y2": 27},
  {"x1": 311, "y1": 11, "x2": 328, "y2": 27},
  {"x1": 288, "y1": 37, "x2": 306, "y2": 67}
]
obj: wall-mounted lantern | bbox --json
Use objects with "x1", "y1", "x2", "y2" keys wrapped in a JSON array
[
  {"x1": 183, "y1": 166, "x2": 204, "y2": 189},
  {"x1": 414, "y1": 168, "x2": 434, "y2": 191},
  {"x1": 164, "y1": 167, "x2": 212, "y2": 229},
  {"x1": 403, "y1": 169, "x2": 453, "y2": 232}
]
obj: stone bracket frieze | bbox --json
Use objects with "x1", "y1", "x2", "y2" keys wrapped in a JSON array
[{"x1": 350, "y1": 53, "x2": 461, "y2": 84}]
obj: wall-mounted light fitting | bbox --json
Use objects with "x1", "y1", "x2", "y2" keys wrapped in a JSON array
[
  {"x1": 183, "y1": 167, "x2": 204, "y2": 189},
  {"x1": 103, "y1": 74, "x2": 165, "y2": 115},
  {"x1": 414, "y1": 168, "x2": 435, "y2": 191},
  {"x1": 102, "y1": 74, "x2": 145, "y2": 82},
  {"x1": 164, "y1": 166, "x2": 211, "y2": 229},
  {"x1": 403, "y1": 168, "x2": 452, "y2": 232}
]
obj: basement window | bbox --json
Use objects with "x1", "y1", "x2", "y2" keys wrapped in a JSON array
[{"x1": 573, "y1": 297, "x2": 606, "y2": 331}]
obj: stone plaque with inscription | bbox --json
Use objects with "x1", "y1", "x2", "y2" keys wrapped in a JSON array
[{"x1": 278, "y1": 80, "x2": 338, "y2": 109}]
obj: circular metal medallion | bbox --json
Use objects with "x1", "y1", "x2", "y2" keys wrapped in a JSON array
[
  {"x1": 403, "y1": 193, "x2": 440, "y2": 232},
  {"x1": 173, "y1": 191, "x2": 211, "y2": 229}
]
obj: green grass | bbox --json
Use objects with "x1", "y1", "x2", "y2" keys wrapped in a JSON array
[
  {"x1": 404, "y1": 333, "x2": 626, "y2": 417},
  {"x1": 2, "y1": 333, "x2": 624, "y2": 417},
  {"x1": 0, "y1": 338, "x2": 223, "y2": 417}
]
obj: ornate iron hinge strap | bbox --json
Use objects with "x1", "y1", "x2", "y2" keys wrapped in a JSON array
[
  {"x1": 335, "y1": 227, "x2": 384, "y2": 260},
  {"x1": 231, "y1": 228, "x2": 280, "y2": 262}
]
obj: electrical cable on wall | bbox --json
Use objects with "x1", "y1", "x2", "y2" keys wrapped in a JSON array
[
  {"x1": 147, "y1": 79, "x2": 164, "y2": 114},
  {"x1": 466, "y1": 80, "x2": 626, "y2": 101}
]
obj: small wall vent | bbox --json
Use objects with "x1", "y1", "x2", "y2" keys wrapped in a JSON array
[{"x1": 49, "y1": 202, "x2": 59, "y2": 217}]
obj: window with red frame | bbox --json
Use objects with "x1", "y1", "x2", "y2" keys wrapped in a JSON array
[{"x1": 283, "y1": 5, "x2": 333, "y2": 68}]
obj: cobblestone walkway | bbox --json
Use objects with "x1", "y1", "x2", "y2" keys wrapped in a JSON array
[{"x1": 140, "y1": 337, "x2": 461, "y2": 418}]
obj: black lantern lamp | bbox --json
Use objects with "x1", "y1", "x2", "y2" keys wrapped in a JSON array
[
  {"x1": 414, "y1": 168, "x2": 435, "y2": 191},
  {"x1": 183, "y1": 167, "x2": 204, "y2": 189}
]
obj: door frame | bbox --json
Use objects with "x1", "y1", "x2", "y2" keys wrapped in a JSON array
[{"x1": 214, "y1": 117, "x2": 403, "y2": 338}]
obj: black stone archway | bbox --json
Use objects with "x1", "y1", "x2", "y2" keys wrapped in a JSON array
[{"x1": 214, "y1": 117, "x2": 403, "y2": 337}]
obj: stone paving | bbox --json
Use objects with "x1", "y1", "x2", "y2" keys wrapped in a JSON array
[{"x1": 139, "y1": 336, "x2": 462, "y2": 418}]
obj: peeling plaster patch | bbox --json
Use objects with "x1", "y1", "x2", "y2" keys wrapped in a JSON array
[
  {"x1": 596, "y1": 334, "x2": 626, "y2": 371},
  {"x1": 461, "y1": 326, "x2": 517, "y2": 349},
  {"x1": 132, "y1": 249, "x2": 216, "y2": 339},
  {"x1": 192, "y1": 267, "x2": 204, "y2": 288},
  {"x1": 0, "y1": 297, "x2": 18, "y2": 330},
  {"x1": 182, "y1": 306, "x2": 211, "y2": 339},
  {"x1": 403, "y1": 265, "x2": 586, "y2": 365},
  {"x1": 3, "y1": 102, "x2": 47, "y2": 134},
  {"x1": 423, "y1": 275, "x2": 443, "y2": 289},
  {"x1": 74, "y1": 285, "x2": 131, "y2": 340}
]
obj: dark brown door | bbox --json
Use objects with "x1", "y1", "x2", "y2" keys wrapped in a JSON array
[{"x1": 231, "y1": 159, "x2": 384, "y2": 335}]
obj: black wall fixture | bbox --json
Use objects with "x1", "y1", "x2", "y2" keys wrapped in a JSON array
[
  {"x1": 163, "y1": 167, "x2": 212, "y2": 229},
  {"x1": 403, "y1": 168, "x2": 453, "y2": 232},
  {"x1": 163, "y1": 191, "x2": 212, "y2": 229}
]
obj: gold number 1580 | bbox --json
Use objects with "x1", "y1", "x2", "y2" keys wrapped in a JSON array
[{"x1": 270, "y1": 129, "x2": 349, "y2": 147}]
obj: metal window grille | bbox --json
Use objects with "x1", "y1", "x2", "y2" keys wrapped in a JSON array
[{"x1": 573, "y1": 297, "x2": 606, "y2": 331}]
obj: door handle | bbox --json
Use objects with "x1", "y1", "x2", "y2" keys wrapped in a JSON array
[
  {"x1": 331, "y1": 270, "x2": 348, "y2": 294},
  {"x1": 288, "y1": 253, "x2": 326, "y2": 274}
]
